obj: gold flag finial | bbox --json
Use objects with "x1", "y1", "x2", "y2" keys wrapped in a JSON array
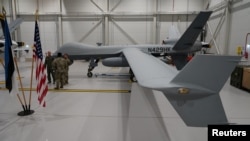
[
  {"x1": 0, "y1": 13, "x2": 4, "y2": 20},
  {"x1": 2, "y1": 7, "x2": 6, "y2": 16},
  {"x1": 1, "y1": 7, "x2": 6, "y2": 20}
]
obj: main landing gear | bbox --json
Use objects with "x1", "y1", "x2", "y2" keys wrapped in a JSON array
[
  {"x1": 129, "y1": 68, "x2": 137, "y2": 82},
  {"x1": 87, "y1": 58, "x2": 99, "y2": 77},
  {"x1": 87, "y1": 59, "x2": 136, "y2": 82}
]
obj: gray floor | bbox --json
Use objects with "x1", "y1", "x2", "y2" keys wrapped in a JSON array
[{"x1": 0, "y1": 59, "x2": 250, "y2": 141}]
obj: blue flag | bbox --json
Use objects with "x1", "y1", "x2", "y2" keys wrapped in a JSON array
[{"x1": 3, "y1": 17, "x2": 18, "y2": 95}]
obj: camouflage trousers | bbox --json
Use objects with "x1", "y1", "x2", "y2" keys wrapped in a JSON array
[
  {"x1": 54, "y1": 71, "x2": 64, "y2": 88},
  {"x1": 64, "y1": 70, "x2": 69, "y2": 84}
]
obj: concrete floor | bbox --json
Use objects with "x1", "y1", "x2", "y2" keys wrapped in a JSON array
[{"x1": 0, "y1": 59, "x2": 250, "y2": 141}]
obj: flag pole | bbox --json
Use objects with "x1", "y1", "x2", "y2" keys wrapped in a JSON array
[
  {"x1": 14, "y1": 55, "x2": 35, "y2": 116},
  {"x1": 28, "y1": 46, "x2": 35, "y2": 111},
  {"x1": 1, "y1": 7, "x2": 32, "y2": 115},
  {"x1": 0, "y1": 13, "x2": 4, "y2": 20},
  {"x1": 13, "y1": 56, "x2": 27, "y2": 112},
  {"x1": 13, "y1": 57, "x2": 28, "y2": 109},
  {"x1": 0, "y1": 58, "x2": 5, "y2": 68},
  {"x1": 28, "y1": 10, "x2": 38, "y2": 111},
  {"x1": 30, "y1": 9, "x2": 48, "y2": 107},
  {"x1": 16, "y1": 93, "x2": 26, "y2": 112},
  {"x1": 13, "y1": 56, "x2": 34, "y2": 116}
]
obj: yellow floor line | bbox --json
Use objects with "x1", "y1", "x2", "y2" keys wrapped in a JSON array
[
  {"x1": 0, "y1": 77, "x2": 23, "y2": 83},
  {"x1": 0, "y1": 87, "x2": 131, "y2": 93}
]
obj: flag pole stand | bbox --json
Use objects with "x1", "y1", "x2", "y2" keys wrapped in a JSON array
[
  {"x1": 17, "y1": 109, "x2": 35, "y2": 116},
  {"x1": 13, "y1": 57, "x2": 35, "y2": 116},
  {"x1": 2, "y1": 8, "x2": 35, "y2": 116},
  {"x1": 16, "y1": 95, "x2": 34, "y2": 116}
]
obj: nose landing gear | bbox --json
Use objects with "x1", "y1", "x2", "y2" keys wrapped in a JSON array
[{"x1": 87, "y1": 58, "x2": 99, "y2": 78}]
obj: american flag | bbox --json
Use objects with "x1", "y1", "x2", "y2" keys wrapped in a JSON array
[{"x1": 33, "y1": 20, "x2": 48, "y2": 107}]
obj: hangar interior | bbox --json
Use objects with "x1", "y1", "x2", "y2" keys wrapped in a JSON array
[{"x1": 0, "y1": 0, "x2": 250, "y2": 141}]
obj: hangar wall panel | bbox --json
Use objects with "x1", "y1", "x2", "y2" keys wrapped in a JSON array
[
  {"x1": 62, "y1": 20, "x2": 103, "y2": 45},
  {"x1": 110, "y1": 20, "x2": 153, "y2": 45},
  {"x1": 229, "y1": 1, "x2": 250, "y2": 56},
  {"x1": 19, "y1": 20, "x2": 58, "y2": 53},
  {"x1": 205, "y1": 12, "x2": 228, "y2": 54},
  {"x1": 17, "y1": 0, "x2": 60, "y2": 13},
  {"x1": 206, "y1": 0, "x2": 234, "y2": 55},
  {"x1": 2, "y1": 0, "x2": 205, "y2": 56},
  {"x1": 62, "y1": 0, "x2": 105, "y2": 13},
  {"x1": 207, "y1": 0, "x2": 250, "y2": 56},
  {"x1": 15, "y1": 0, "x2": 61, "y2": 55},
  {"x1": 157, "y1": 0, "x2": 205, "y2": 12},
  {"x1": 107, "y1": 0, "x2": 155, "y2": 12},
  {"x1": 158, "y1": 14, "x2": 196, "y2": 43}
]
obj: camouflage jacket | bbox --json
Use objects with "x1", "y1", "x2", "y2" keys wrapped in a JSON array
[
  {"x1": 65, "y1": 58, "x2": 71, "y2": 70},
  {"x1": 52, "y1": 57, "x2": 67, "y2": 73}
]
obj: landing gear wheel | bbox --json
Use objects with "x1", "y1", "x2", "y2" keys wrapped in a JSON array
[
  {"x1": 129, "y1": 68, "x2": 137, "y2": 82},
  {"x1": 87, "y1": 72, "x2": 93, "y2": 78},
  {"x1": 130, "y1": 76, "x2": 137, "y2": 82}
]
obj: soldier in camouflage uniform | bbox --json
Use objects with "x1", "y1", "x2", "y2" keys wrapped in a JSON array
[
  {"x1": 63, "y1": 53, "x2": 72, "y2": 84},
  {"x1": 52, "y1": 52, "x2": 67, "y2": 89},
  {"x1": 44, "y1": 51, "x2": 55, "y2": 84}
]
